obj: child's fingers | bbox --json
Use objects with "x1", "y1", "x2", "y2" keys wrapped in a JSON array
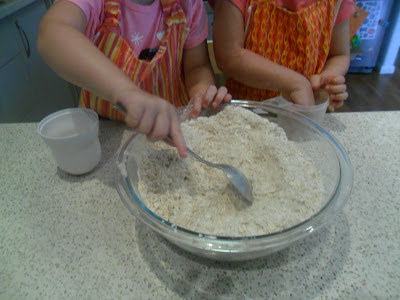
[
  {"x1": 325, "y1": 83, "x2": 347, "y2": 95},
  {"x1": 330, "y1": 91, "x2": 348, "y2": 102},
  {"x1": 211, "y1": 86, "x2": 229, "y2": 108},
  {"x1": 169, "y1": 110, "x2": 187, "y2": 158},
  {"x1": 147, "y1": 111, "x2": 169, "y2": 142},
  {"x1": 136, "y1": 107, "x2": 157, "y2": 135},
  {"x1": 125, "y1": 105, "x2": 144, "y2": 129},
  {"x1": 310, "y1": 74, "x2": 322, "y2": 90},
  {"x1": 189, "y1": 95, "x2": 202, "y2": 118},
  {"x1": 224, "y1": 92, "x2": 232, "y2": 103},
  {"x1": 202, "y1": 85, "x2": 218, "y2": 108},
  {"x1": 326, "y1": 75, "x2": 345, "y2": 85},
  {"x1": 331, "y1": 100, "x2": 344, "y2": 108}
]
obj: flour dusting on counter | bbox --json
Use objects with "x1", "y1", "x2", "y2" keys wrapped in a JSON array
[{"x1": 134, "y1": 106, "x2": 324, "y2": 236}]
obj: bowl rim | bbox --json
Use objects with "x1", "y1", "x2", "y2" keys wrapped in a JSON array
[
  {"x1": 115, "y1": 100, "x2": 353, "y2": 253},
  {"x1": 37, "y1": 108, "x2": 99, "y2": 140}
]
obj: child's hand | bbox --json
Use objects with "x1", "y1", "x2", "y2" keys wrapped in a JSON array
[
  {"x1": 116, "y1": 88, "x2": 187, "y2": 158},
  {"x1": 310, "y1": 74, "x2": 348, "y2": 108},
  {"x1": 281, "y1": 75, "x2": 315, "y2": 106},
  {"x1": 189, "y1": 85, "x2": 232, "y2": 118}
]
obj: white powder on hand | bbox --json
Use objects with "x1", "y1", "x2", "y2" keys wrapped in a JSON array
[{"x1": 134, "y1": 106, "x2": 324, "y2": 237}]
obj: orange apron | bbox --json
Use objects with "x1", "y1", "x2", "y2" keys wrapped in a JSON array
[
  {"x1": 79, "y1": 0, "x2": 190, "y2": 121},
  {"x1": 226, "y1": 0, "x2": 339, "y2": 101}
]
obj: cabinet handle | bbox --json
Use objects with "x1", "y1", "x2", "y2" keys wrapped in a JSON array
[{"x1": 15, "y1": 21, "x2": 31, "y2": 58}]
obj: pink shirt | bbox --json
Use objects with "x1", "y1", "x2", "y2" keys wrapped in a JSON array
[
  {"x1": 208, "y1": 0, "x2": 355, "y2": 25},
  {"x1": 64, "y1": 0, "x2": 209, "y2": 55}
]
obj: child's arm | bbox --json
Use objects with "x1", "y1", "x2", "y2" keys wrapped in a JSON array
[
  {"x1": 310, "y1": 20, "x2": 351, "y2": 108},
  {"x1": 183, "y1": 41, "x2": 231, "y2": 117},
  {"x1": 213, "y1": 0, "x2": 314, "y2": 105},
  {"x1": 37, "y1": 0, "x2": 187, "y2": 157}
]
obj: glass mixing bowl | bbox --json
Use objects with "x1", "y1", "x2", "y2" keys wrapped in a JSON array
[{"x1": 115, "y1": 100, "x2": 353, "y2": 261}]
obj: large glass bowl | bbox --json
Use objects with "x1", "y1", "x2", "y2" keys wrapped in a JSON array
[{"x1": 115, "y1": 100, "x2": 353, "y2": 261}]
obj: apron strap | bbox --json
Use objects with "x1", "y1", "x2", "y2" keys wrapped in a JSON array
[
  {"x1": 332, "y1": 0, "x2": 343, "y2": 29},
  {"x1": 160, "y1": 0, "x2": 187, "y2": 26},
  {"x1": 101, "y1": 0, "x2": 123, "y2": 34}
]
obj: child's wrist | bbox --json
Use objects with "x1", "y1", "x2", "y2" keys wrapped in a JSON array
[
  {"x1": 280, "y1": 72, "x2": 309, "y2": 95},
  {"x1": 111, "y1": 82, "x2": 141, "y2": 107}
]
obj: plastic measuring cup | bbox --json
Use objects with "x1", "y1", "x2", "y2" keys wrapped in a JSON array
[
  {"x1": 38, "y1": 108, "x2": 101, "y2": 175},
  {"x1": 266, "y1": 90, "x2": 329, "y2": 125}
]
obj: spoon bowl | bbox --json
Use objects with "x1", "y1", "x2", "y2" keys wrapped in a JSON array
[{"x1": 184, "y1": 147, "x2": 254, "y2": 203}]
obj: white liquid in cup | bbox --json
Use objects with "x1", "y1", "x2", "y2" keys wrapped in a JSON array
[{"x1": 38, "y1": 108, "x2": 101, "y2": 175}]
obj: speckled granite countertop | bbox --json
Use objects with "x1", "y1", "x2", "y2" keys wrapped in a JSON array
[{"x1": 1, "y1": 112, "x2": 399, "y2": 299}]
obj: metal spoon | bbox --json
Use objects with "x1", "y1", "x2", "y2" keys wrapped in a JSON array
[
  {"x1": 112, "y1": 103, "x2": 254, "y2": 203},
  {"x1": 164, "y1": 136, "x2": 254, "y2": 203}
]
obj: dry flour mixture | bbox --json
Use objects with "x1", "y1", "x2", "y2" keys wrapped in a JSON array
[{"x1": 134, "y1": 106, "x2": 324, "y2": 237}]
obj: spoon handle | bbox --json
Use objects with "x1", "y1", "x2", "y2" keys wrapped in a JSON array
[
  {"x1": 164, "y1": 136, "x2": 220, "y2": 169},
  {"x1": 112, "y1": 103, "x2": 127, "y2": 114},
  {"x1": 185, "y1": 148, "x2": 219, "y2": 168}
]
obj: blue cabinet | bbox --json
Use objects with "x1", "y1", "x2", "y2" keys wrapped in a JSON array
[
  {"x1": 0, "y1": 0, "x2": 78, "y2": 123},
  {"x1": 0, "y1": 52, "x2": 36, "y2": 122}
]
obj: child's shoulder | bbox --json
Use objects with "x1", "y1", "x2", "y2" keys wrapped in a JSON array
[{"x1": 177, "y1": 0, "x2": 208, "y2": 23}]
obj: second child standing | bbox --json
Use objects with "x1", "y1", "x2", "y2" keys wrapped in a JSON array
[{"x1": 212, "y1": 0, "x2": 355, "y2": 108}]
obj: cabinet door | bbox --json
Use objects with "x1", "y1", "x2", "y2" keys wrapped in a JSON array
[
  {"x1": 14, "y1": 0, "x2": 77, "y2": 120},
  {"x1": 0, "y1": 17, "x2": 22, "y2": 68},
  {"x1": 0, "y1": 53, "x2": 36, "y2": 122}
]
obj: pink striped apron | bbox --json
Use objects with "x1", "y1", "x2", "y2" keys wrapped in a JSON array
[{"x1": 79, "y1": 0, "x2": 190, "y2": 120}]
